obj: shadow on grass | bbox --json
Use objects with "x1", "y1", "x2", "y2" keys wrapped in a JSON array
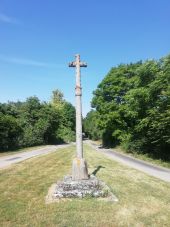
[{"x1": 91, "y1": 165, "x2": 105, "y2": 176}]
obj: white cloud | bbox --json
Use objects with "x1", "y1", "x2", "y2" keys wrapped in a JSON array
[
  {"x1": 0, "y1": 13, "x2": 19, "y2": 24},
  {"x1": 0, "y1": 55, "x2": 63, "y2": 68}
]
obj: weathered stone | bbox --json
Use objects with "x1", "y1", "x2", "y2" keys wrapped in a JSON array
[
  {"x1": 72, "y1": 158, "x2": 88, "y2": 180},
  {"x1": 47, "y1": 175, "x2": 118, "y2": 202},
  {"x1": 45, "y1": 175, "x2": 118, "y2": 203},
  {"x1": 69, "y1": 54, "x2": 89, "y2": 181}
]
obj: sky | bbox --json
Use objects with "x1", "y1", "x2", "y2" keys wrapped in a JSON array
[{"x1": 0, "y1": 0, "x2": 170, "y2": 116}]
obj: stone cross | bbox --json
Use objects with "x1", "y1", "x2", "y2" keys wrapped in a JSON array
[{"x1": 69, "y1": 54, "x2": 89, "y2": 180}]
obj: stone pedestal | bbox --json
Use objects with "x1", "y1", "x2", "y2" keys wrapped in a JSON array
[
  {"x1": 72, "y1": 158, "x2": 88, "y2": 181},
  {"x1": 45, "y1": 175, "x2": 118, "y2": 203}
]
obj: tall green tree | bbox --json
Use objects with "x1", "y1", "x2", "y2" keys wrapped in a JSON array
[
  {"x1": 0, "y1": 90, "x2": 76, "y2": 151},
  {"x1": 91, "y1": 55, "x2": 170, "y2": 160},
  {"x1": 0, "y1": 113, "x2": 22, "y2": 150},
  {"x1": 83, "y1": 110, "x2": 102, "y2": 140}
]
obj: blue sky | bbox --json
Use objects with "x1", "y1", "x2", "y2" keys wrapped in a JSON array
[{"x1": 0, "y1": 0, "x2": 170, "y2": 116}]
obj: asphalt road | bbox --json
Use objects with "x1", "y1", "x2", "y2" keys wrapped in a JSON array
[
  {"x1": 1, "y1": 141, "x2": 170, "y2": 183},
  {"x1": 0, "y1": 144, "x2": 70, "y2": 169},
  {"x1": 85, "y1": 140, "x2": 170, "y2": 183}
]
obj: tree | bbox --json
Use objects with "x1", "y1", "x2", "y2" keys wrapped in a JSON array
[
  {"x1": 91, "y1": 55, "x2": 170, "y2": 160},
  {"x1": 51, "y1": 89, "x2": 65, "y2": 110},
  {"x1": 55, "y1": 101, "x2": 76, "y2": 143},
  {"x1": 0, "y1": 113, "x2": 22, "y2": 150},
  {"x1": 83, "y1": 110, "x2": 102, "y2": 140},
  {"x1": 0, "y1": 90, "x2": 76, "y2": 151}
]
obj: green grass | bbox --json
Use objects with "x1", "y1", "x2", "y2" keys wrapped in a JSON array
[
  {"x1": 0, "y1": 144, "x2": 170, "y2": 226},
  {"x1": 0, "y1": 145, "x2": 48, "y2": 157}
]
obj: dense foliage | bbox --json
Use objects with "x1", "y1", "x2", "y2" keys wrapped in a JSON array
[
  {"x1": 0, "y1": 90, "x2": 76, "y2": 151},
  {"x1": 84, "y1": 55, "x2": 170, "y2": 160},
  {"x1": 83, "y1": 110, "x2": 102, "y2": 140}
]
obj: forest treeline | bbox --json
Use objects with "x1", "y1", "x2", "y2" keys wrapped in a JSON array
[
  {"x1": 84, "y1": 55, "x2": 170, "y2": 161},
  {"x1": 0, "y1": 90, "x2": 76, "y2": 151}
]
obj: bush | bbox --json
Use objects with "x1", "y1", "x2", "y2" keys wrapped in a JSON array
[{"x1": 0, "y1": 113, "x2": 22, "y2": 150}]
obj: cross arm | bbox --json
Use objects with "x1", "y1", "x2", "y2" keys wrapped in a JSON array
[
  {"x1": 80, "y1": 62, "x2": 87, "y2": 67},
  {"x1": 69, "y1": 62, "x2": 76, "y2": 67},
  {"x1": 68, "y1": 62, "x2": 87, "y2": 67}
]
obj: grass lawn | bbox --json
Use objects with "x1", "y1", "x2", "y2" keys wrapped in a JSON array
[{"x1": 0, "y1": 144, "x2": 170, "y2": 227}]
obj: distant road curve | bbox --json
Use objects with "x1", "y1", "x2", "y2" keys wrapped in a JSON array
[
  {"x1": 0, "y1": 144, "x2": 71, "y2": 169},
  {"x1": 85, "y1": 140, "x2": 170, "y2": 183}
]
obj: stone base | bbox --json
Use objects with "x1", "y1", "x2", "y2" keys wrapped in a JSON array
[
  {"x1": 72, "y1": 158, "x2": 88, "y2": 180},
  {"x1": 45, "y1": 175, "x2": 118, "y2": 203}
]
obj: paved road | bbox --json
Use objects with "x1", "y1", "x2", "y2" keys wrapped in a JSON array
[
  {"x1": 0, "y1": 144, "x2": 70, "y2": 169},
  {"x1": 85, "y1": 140, "x2": 170, "y2": 183}
]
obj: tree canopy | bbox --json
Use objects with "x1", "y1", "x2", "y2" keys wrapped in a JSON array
[
  {"x1": 84, "y1": 55, "x2": 170, "y2": 160},
  {"x1": 0, "y1": 90, "x2": 76, "y2": 151}
]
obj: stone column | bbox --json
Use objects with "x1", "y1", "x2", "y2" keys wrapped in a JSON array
[
  {"x1": 69, "y1": 54, "x2": 88, "y2": 181},
  {"x1": 75, "y1": 54, "x2": 83, "y2": 159}
]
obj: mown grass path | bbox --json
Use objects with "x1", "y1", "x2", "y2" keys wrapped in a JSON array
[{"x1": 0, "y1": 144, "x2": 170, "y2": 226}]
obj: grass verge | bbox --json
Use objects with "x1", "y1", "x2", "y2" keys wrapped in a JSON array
[{"x1": 0, "y1": 144, "x2": 170, "y2": 227}]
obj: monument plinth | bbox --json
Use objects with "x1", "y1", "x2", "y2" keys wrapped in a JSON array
[{"x1": 69, "y1": 54, "x2": 88, "y2": 180}]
